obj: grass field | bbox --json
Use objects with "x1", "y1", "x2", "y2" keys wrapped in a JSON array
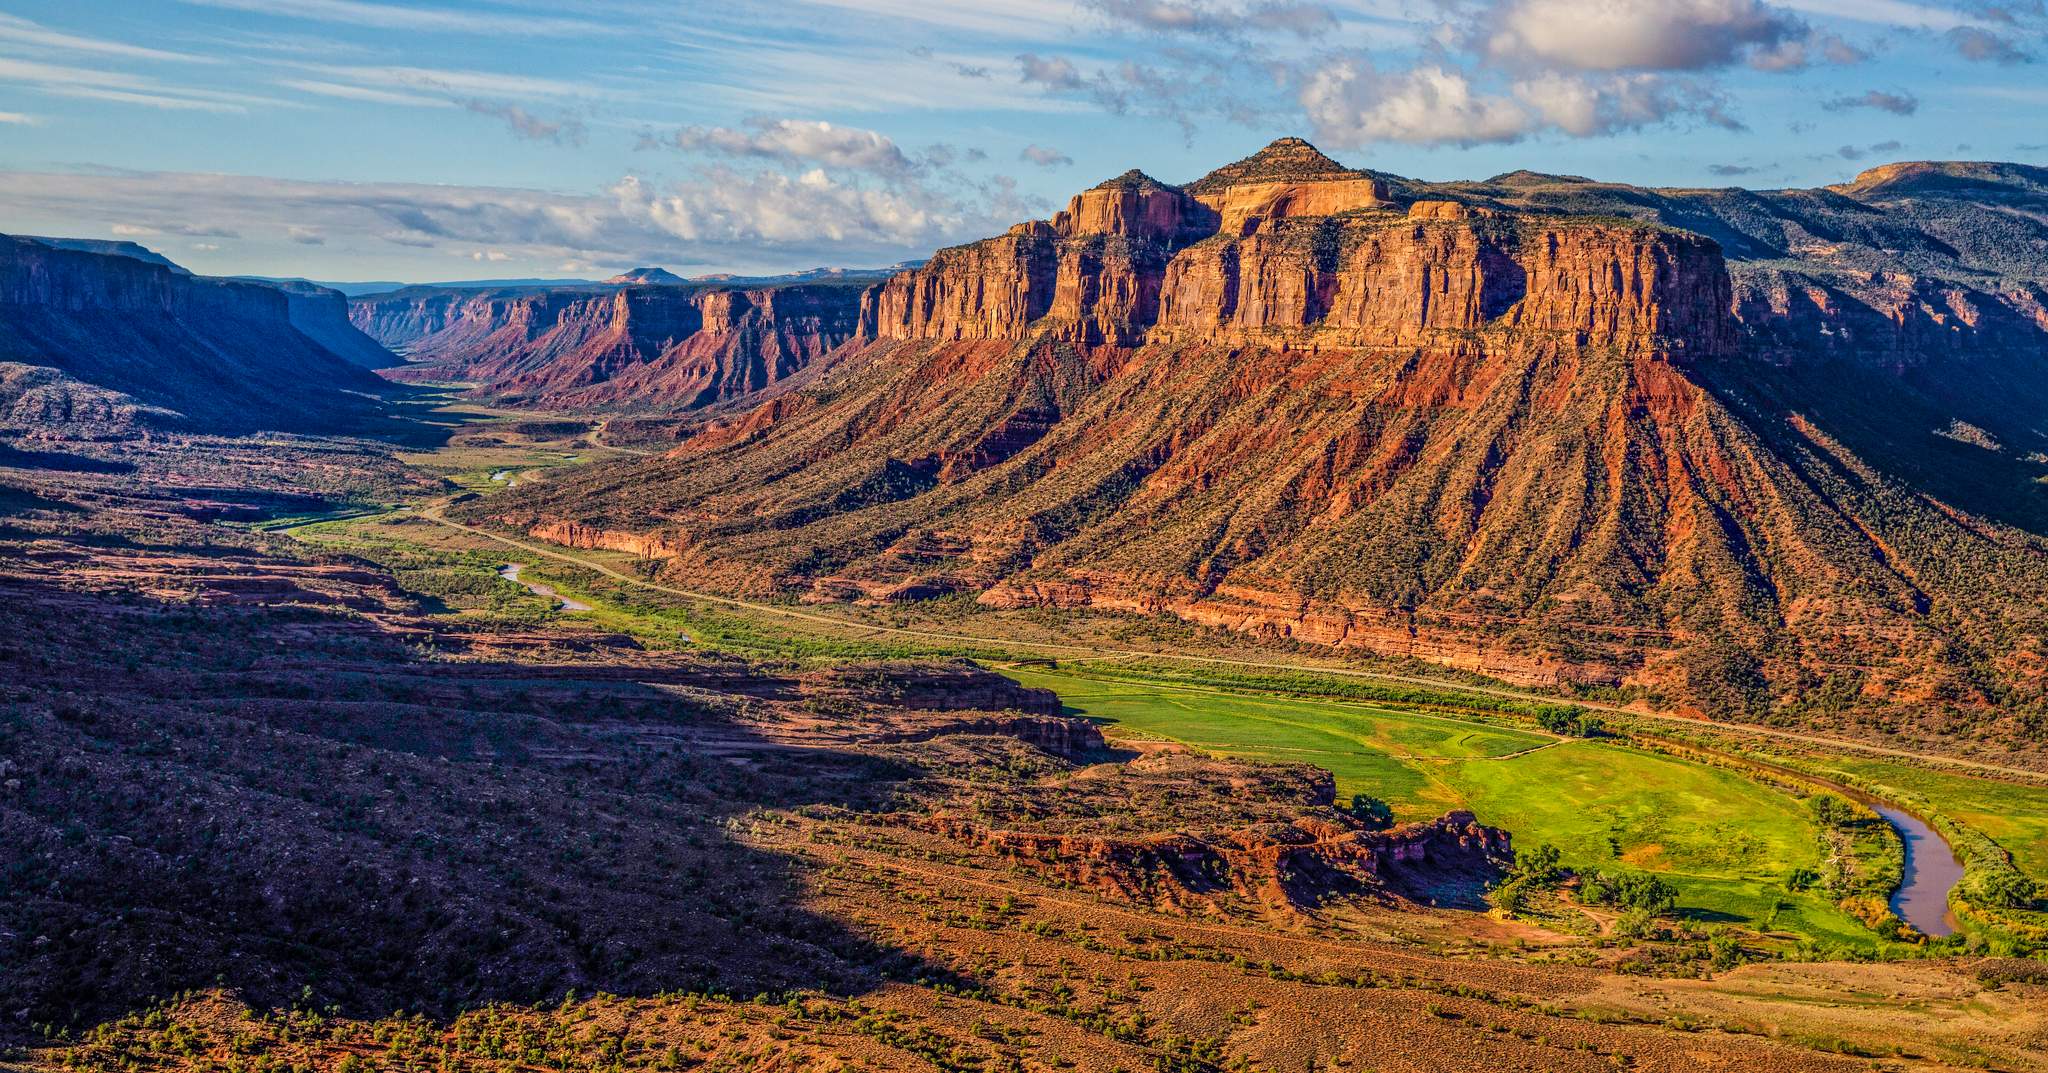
[{"x1": 1007, "y1": 664, "x2": 1877, "y2": 945}]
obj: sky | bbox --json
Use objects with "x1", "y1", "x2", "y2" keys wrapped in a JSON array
[{"x1": 0, "y1": 0, "x2": 2042, "y2": 283}]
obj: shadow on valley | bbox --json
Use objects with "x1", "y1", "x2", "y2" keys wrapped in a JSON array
[{"x1": 0, "y1": 574, "x2": 950, "y2": 1038}]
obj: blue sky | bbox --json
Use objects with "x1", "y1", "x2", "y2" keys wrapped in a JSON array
[{"x1": 0, "y1": 0, "x2": 2042, "y2": 282}]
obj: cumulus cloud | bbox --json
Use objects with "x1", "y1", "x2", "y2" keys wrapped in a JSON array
[
  {"x1": 1835, "y1": 138, "x2": 1904, "y2": 160},
  {"x1": 1709, "y1": 162, "x2": 1760, "y2": 175},
  {"x1": 1019, "y1": 143, "x2": 1074, "y2": 167},
  {"x1": 657, "y1": 118, "x2": 914, "y2": 178},
  {"x1": 1301, "y1": 63, "x2": 1530, "y2": 146},
  {"x1": 611, "y1": 168, "x2": 960, "y2": 246},
  {"x1": 1282, "y1": 0, "x2": 1891, "y2": 147},
  {"x1": 1948, "y1": 26, "x2": 2036, "y2": 62},
  {"x1": 1471, "y1": 0, "x2": 1808, "y2": 72},
  {"x1": 1017, "y1": 52, "x2": 1087, "y2": 91},
  {"x1": 1821, "y1": 88, "x2": 1919, "y2": 113},
  {"x1": 462, "y1": 100, "x2": 587, "y2": 145},
  {"x1": 1301, "y1": 60, "x2": 1733, "y2": 147},
  {"x1": 0, "y1": 165, "x2": 1038, "y2": 276}
]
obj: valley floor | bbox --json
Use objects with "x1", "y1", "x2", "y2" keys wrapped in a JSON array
[{"x1": 4, "y1": 399, "x2": 2047, "y2": 1072}]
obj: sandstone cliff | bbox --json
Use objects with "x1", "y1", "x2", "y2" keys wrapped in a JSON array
[
  {"x1": 0, "y1": 234, "x2": 391, "y2": 434},
  {"x1": 479, "y1": 141, "x2": 2048, "y2": 746},
  {"x1": 353, "y1": 281, "x2": 862, "y2": 412}
]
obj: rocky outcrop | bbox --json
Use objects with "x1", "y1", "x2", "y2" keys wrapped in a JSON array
[
  {"x1": 353, "y1": 282, "x2": 861, "y2": 412},
  {"x1": 925, "y1": 810, "x2": 1510, "y2": 910},
  {"x1": 0, "y1": 234, "x2": 389, "y2": 433},
  {"x1": 799, "y1": 661, "x2": 1062, "y2": 718},
  {"x1": 859, "y1": 145, "x2": 1729, "y2": 359}
]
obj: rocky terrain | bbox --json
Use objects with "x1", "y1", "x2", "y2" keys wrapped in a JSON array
[
  {"x1": 6, "y1": 433, "x2": 2044, "y2": 1073},
  {"x1": 352, "y1": 281, "x2": 864, "y2": 412},
  {"x1": 479, "y1": 140, "x2": 2048, "y2": 747},
  {"x1": 0, "y1": 235, "x2": 397, "y2": 434}
]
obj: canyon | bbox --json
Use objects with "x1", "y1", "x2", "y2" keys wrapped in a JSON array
[{"x1": 352, "y1": 279, "x2": 869, "y2": 412}]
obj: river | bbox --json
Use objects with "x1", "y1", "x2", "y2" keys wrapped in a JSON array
[
  {"x1": 498, "y1": 562, "x2": 591, "y2": 612},
  {"x1": 1639, "y1": 733, "x2": 1965, "y2": 938},
  {"x1": 1871, "y1": 802, "x2": 1964, "y2": 937}
]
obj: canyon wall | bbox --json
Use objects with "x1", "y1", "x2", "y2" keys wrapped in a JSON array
[
  {"x1": 354, "y1": 282, "x2": 862, "y2": 412},
  {"x1": 0, "y1": 235, "x2": 390, "y2": 433}
]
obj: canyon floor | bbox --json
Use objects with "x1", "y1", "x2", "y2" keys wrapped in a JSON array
[{"x1": 4, "y1": 399, "x2": 2048, "y2": 1072}]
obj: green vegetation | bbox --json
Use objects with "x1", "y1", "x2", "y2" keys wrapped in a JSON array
[
  {"x1": 1009, "y1": 664, "x2": 1879, "y2": 945},
  {"x1": 1784, "y1": 755, "x2": 2048, "y2": 940}
]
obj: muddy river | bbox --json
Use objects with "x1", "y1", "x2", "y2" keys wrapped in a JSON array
[{"x1": 498, "y1": 562, "x2": 591, "y2": 612}]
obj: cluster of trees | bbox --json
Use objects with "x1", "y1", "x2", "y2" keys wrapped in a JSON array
[
  {"x1": 1578, "y1": 870, "x2": 1679, "y2": 913},
  {"x1": 1345, "y1": 794, "x2": 1394, "y2": 830},
  {"x1": 1534, "y1": 708, "x2": 1605, "y2": 737}
]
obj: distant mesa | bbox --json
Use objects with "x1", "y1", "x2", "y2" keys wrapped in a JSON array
[
  {"x1": 19, "y1": 236, "x2": 191, "y2": 274},
  {"x1": 607, "y1": 266, "x2": 688, "y2": 285}
]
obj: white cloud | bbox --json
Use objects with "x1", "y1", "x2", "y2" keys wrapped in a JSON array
[
  {"x1": 463, "y1": 100, "x2": 588, "y2": 145},
  {"x1": 1476, "y1": 0, "x2": 1806, "y2": 72},
  {"x1": 0, "y1": 56, "x2": 294, "y2": 113},
  {"x1": 0, "y1": 165, "x2": 1036, "y2": 277},
  {"x1": 285, "y1": 63, "x2": 597, "y2": 101},
  {"x1": 1775, "y1": 0, "x2": 1988, "y2": 30},
  {"x1": 1301, "y1": 59, "x2": 1737, "y2": 146},
  {"x1": 0, "y1": 14, "x2": 212, "y2": 63},
  {"x1": 0, "y1": 110, "x2": 36, "y2": 125},
  {"x1": 1019, "y1": 143, "x2": 1075, "y2": 166},
  {"x1": 279, "y1": 79, "x2": 455, "y2": 107},
  {"x1": 1301, "y1": 62, "x2": 1532, "y2": 146},
  {"x1": 175, "y1": 0, "x2": 612, "y2": 36},
  {"x1": 611, "y1": 168, "x2": 967, "y2": 246},
  {"x1": 660, "y1": 119, "x2": 914, "y2": 176}
]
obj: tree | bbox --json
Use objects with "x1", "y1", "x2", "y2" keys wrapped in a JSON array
[
  {"x1": 1346, "y1": 794, "x2": 1394, "y2": 830},
  {"x1": 1808, "y1": 793, "x2": 1860, "y2": 828},
  {"x1": 1510, "y1": 843, "x2": 1565, "y2": 888}
]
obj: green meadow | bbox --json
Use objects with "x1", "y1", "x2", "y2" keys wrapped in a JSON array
[{"x1": 1006, "y1": 664, "x2": 1876, "y2": 945}]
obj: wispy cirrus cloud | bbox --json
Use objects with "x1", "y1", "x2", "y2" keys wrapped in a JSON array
[
  {"x1": 649, "y1": 118, "x2": 916, "y2": 177},
  {"x1": 174, "y1": 0, "x2": 615, "y2": 36},
  {"x1": 463, "y1": 99, "x2": 589, "y2": 145},
  {"x1": 1822, "y1": 88, "x2": 1919, "y2": 113},
  {"x1": 276, "y1": 79, "x2": 455, "y2": 107},
  {"x1": 0, "y1": 57, "x2": 296, "y2": 113},
  {"x1": 0, "y1": 13, "x2": 214, "y2": 63}
]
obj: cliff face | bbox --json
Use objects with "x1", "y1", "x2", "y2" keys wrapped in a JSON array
[
  {"x1": 0, "y1": 235, "x2": 390, "y2": 434},
  {"x1": 482, "y1": 142, "x2": 2048, "y2": 743},
  {"x1": 353, "y1": 282, "x2": 861, "y2": 412},
  {"x1": 259, "y1": 280, "x2": 400, "y2": 369}
]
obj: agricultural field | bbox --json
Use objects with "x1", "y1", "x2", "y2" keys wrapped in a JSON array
[{"x1": 1007, "y1": 665, "x2": 1879, "y2": 946}]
